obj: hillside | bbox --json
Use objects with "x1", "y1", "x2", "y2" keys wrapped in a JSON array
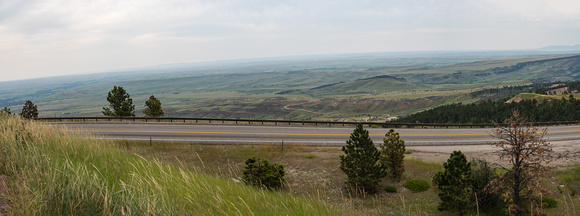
[
  {"x1": 0, "y1": 114, "x2": 342, "y2": 215},
  {"x1": 306, "y1": 75, "x2": 429, "y2": 96},
  {"x1": 505, "y1": 93, "x2": 568, "y2": 103},
  {"x1": 1, "y1": 52, "x2": 580, "y2": 120}
]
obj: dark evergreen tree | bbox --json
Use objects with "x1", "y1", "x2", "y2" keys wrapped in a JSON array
[
  {"x1": 433, "y1": 151, "x2": 473, "y2": 216},
  {"x1": 102, "y1": 86, "x2": 135, "y2": 117},
  {"x1": 242, "y1": 156, "x2": 285, "y2": 189},
  {"x1": 380, "y1": 128, "x2": 406, "y2": 181},
  {"x1": 143, "y1": 95, "x2": 164, "y2": 117},
  {"x1": 20, "y1": 100, "x2": 38, "y2": 119},
  {"x1": 340, "y1": 123, "x2": 387, "y2": 194},
  {"x1": 471, "y1": 159, "x2": 500, "y2": 212},
  {"x1": 1, "y1": 107, "x2": 12, "y2": 115}
]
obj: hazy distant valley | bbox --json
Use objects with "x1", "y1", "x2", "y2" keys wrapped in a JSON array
[{"x1": 2, "y1": 51, "x2": 580, "y2": 121}]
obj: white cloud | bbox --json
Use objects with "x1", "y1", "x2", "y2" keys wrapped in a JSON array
[{"x1": 0, "y1": 0, "x2": 579, "y2": 82}]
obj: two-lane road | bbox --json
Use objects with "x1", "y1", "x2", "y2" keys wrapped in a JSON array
[{"x1": 51, "y1": 122, "x2": 580, "y2": 146}]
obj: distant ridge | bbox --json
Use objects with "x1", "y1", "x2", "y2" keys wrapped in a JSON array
[
  {"x1": 537, "y1": 44, "x2": 580, "y2": 52},
  {"x1": 309, "y1": 75, "x2": 407, "y2": 91},
  {"x1": 310, "y1": 82, "x2": 346, "y2": 90},
  {"x1": 358, "y1": 75, "x2": 408, "y2": 82}
]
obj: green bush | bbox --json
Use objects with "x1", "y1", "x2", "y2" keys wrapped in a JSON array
[
  {"x1": 385, "y1": 186, "x2": 397, "y2": 193},
  {"x1": 242, "y1": 156, "x2": 285, "y2": 189},
  {"x1": 542, "y1": 197, "x2": 557, "y2": 208},
  {"x1": 404, "y1": 150, "x2": 412, "y2": 154},
  {"x1": 305, "y1": 154, "x2": 315, "y2": 159},
  {"x1": 403, "y1": 179, "x2": 430, "y2": 192},
  {"x1": 471, "y1": 159, "x2": 500, "y2": 211}
]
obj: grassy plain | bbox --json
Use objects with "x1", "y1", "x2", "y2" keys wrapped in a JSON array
[
  {"x1": 1, "y1": 53, "x2": 579, "y2": 121},
  {"x1": 121, "y1": 140, "x2": 580, "y2": 215}
]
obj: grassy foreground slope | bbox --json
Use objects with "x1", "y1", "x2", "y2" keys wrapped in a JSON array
[{"x1": 0, "y1": 114, "x2": 339, "y2": 215}]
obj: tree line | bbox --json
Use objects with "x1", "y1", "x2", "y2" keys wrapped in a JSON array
[
  {"x1": 394, "y1": 95, "x2": 580, "y2": 124},
  {"x1": 1, "y1": 86, "x2": 165, "y2": 119},
  {"x1": 101, "y1": 85, "x2": 164, "y2": 117}
]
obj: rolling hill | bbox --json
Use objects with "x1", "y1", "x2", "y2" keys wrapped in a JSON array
[
  {"x1": 1, "y1": 52, "x2": 580, "y2": 120},
  {"x1": 305, "y1": 75, "x2": 430, "y2": 96}
]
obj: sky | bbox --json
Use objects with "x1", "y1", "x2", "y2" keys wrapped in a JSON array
[{"x1": 1, "y1": 0, "x2": 580, "y2": 82}]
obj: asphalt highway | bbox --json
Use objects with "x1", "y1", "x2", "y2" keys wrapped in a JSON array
[{"x1": 51, "y1": 122, "x2": 580, "y2": 146}]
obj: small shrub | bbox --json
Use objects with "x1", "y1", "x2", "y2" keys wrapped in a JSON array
[
  {"x1": 471, "y1": 159, "x2": 500, "y2": 212},
  {"x1": 385, "y1": 186, "x2": 397, "y2": 193},
  {"x1": 404, "y1": 150, "x2": 412, "y2": 154},
  {"x1": 305, "y1": 154, "x2": 315, "y2": 159},
  {"x1": 242, "y1": 156, "x2": 285, "y2": 189},
  {"x1": 403, "y1": 179, "x2": 430, "y2": 192},
  {"x1": 542, "y1": 197, "x2": 557, "y2": 208}
]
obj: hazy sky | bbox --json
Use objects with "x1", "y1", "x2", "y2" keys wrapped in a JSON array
[{"x1": 1, "y1": 0, "x2": 580, "y2": 82}]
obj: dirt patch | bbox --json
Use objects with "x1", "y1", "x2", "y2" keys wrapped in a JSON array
[{"x1": 407, "y1": 140, "x2": 580, "y2": 167}]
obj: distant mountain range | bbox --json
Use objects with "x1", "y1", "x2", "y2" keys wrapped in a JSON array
[{"x1": 537, "y1": 44, "x2": 580, "y2": 52}]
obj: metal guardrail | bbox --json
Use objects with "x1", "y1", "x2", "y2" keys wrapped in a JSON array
[{"x1": 35, "y1": 117, "x2": 580, "y2": 128}]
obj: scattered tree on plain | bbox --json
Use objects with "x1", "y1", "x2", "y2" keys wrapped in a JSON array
[
  {"x1": 242, "y1": 156, "x2": 285, "y2": 189},
  {"x1": 487, "y1": 110, "x2": 553, "y2": 216},
  {"x1": 1, "y1": 107, "x2": 12, "y2": 115},
  {"x1": 143, "y1": 95, "x2": 164, "y2": 117},
  {"x1": 20, "y1": 100, "x2": 38, "y2": 119},
  {"x1": 340, "y1": 123, "x2": 387, "y2": 194},
  {"x1": 102, "y1": 86, "x2": 135, "y2": 117},
  {"x1": 380, "y1": 128, "x2": 406, "y2": 181},
  {"x1": 433, "y1": 151, "x2": 473, "y2": 216}
]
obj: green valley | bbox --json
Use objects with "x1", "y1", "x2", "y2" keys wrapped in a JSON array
[{"x1": 1, "y1": 52, "x2": 580, "y2": 121}]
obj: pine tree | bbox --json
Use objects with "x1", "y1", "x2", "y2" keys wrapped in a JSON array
[
  {"x1": 102, "y1": 86, "x2": 135, "y2": 117},
  {"x1": 433, "y1": 151, "x2": 473, "y2": 216},
  {"x1": 1, "y1": 107, "x2": 12, "y2": 115},
  {"x1": 380, "y1": 128, "x2": 406, "y2": 181},
  {"x1": 340, "y1": 123, "x2": 387, "y2": 194},
  {"x1": 143, "y1": 95, "x2": 164, "y2": 117},
  {"x1": 20, "y1": 100, "x2": 38, "y2": 119}
]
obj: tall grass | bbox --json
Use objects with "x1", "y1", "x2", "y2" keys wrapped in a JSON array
[{"x1": 0, "y1": 114, "x2": 339, "y2": 215}]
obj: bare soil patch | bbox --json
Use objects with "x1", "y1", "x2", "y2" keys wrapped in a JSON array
[{"x1": 407, "y1": 140, "x2": 580, "y2": 166}]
